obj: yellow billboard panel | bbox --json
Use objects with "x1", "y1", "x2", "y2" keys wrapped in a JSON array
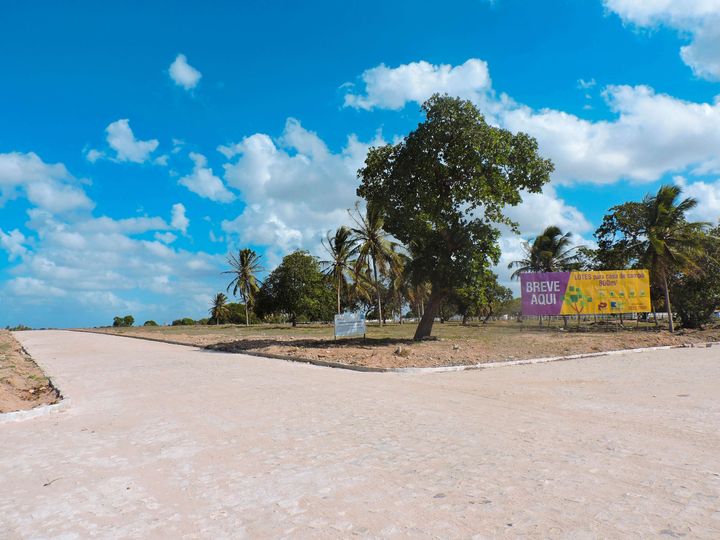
[{"x1": 559, "y1": 270, "x2": 651, "y2": 316}]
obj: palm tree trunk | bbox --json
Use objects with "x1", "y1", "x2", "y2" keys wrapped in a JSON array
[
  {"x1": 372, "y1": 255, "x2": 383, "y2": 326},
  {"x1": 244, "y1": 296, "x2": 249, "y2": 327},
  {"x1": 337, "y1": 280, "x2": 341, "y2": 315},
  {"x1": 661, "y1": 272, "x2": 675, "y2": 332}
]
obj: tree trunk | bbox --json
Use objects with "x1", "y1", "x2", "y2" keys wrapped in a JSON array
[
  {"x1": 291, "y1": 314, "x2": 297, "y2": 327},
  {"x1": 337, "y1": 281, "x2": 341, "y2": 315},
  {"x1": 413, "y1": 289, "x2": 445, "y2": 341},
  {"x1": 662, "y1": 272, "x2": 675, "y2": 333},
  {"x1": 372, "y1": 256, "x2": 383, "y2": 326},
  {"x1": 245, "y1": 302, "x2": 249, "y2": 327},
  {"x1": 562, "y1": 315, "x2": 568, "y2": 330},
  {"x1": 462, "y1": 314, "x2": 468, "y2": 326}
]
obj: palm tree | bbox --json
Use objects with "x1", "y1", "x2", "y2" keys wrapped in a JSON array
[
  {"x1": 508, "y1": 225, "x2": 581, "y2": 278},
  {"x1": 349, "y1": 202, "x2": 400, "y2": 325},
  {"x1": 321, "y1": 226, "x2": 360, "y2": 314},
  {"x1": 509, "y1": 225, "x2": 581, "y2": 327},
  {"x1": 209, "y1": 292, "x2": 230, "y2": 325},
  {"x1": 223, "y1": 248, "x2": 263, "y2": 326},
  {"x1": 638, "y1": 185, "x2": 708, "y2": 333}
]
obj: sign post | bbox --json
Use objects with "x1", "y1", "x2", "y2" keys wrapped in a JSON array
[{"x1": 334, "y1": 311, "x2": 366, "y2": 340}]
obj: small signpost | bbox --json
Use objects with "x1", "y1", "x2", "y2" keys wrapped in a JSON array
[{"x1": 334, "y1": 311, "x2": 366, "y2": 340}]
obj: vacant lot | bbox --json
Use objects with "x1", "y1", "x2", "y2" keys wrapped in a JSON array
[
  {"x1": 86, "y1": 321, "x2": 720, "y2": 369},
  {"x1": 0, "y1": 330, "x2": 59, "y2": 413}
]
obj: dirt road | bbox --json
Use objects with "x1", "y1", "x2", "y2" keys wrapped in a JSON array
[{"x1": 2, "y1": 330, "x2": 719, "y2": 538}]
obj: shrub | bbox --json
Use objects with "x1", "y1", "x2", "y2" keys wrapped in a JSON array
[
  {"x1": 113, "y1": 315, "x2": 134, "y2": 327},
  {"x1": 171, "y1": 318, "x2": 196, "y2": 326},
  {"x1": 143, "y1": 320, "x2": 159, "y2": 326}
]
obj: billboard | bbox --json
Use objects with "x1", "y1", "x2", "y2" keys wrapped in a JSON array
[{"x1": 521, "y1": 270, "x2": 651, "y2": 316}]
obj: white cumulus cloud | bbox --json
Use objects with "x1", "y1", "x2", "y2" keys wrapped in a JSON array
[
  {"x1": 179, "y1": 153, "x2": 235, "y2": 203},
  {"x1": 219, "y1": 119, "x2": 384, "y2": 263},
  {"x1": 171, "y1": 202, "x2": 190, "y2": 233},
  {"x1": 105, "y1": 119, "x2": 160, "y2": 163},
  {"x1": 169, "y1": 53, "x2": 202, "y2": 90},
  {"x1": 604, "y1": 0, "x2": 720, "y2": 80},
  {"x1": 674, "y1": 176, "x2": 720, "y2": 224},
  {"x1": 344, "y1": 58, "x2": 492, "y2": 111},
  {"x1": 0, "y1": 151, "x2": 94, "y2": 213},
  {"x1": 344, "y1": 58, "x2": 720, "y2": 184}
]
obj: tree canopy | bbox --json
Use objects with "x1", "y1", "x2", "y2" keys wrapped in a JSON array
[
  {"x1": 595, "y1": 184, "x2": 709, "y2": 331},
  {"x1": 255, "y1": 250, "x2": 335, "y2": 325},
  {"x1": 358, "y1": 94, "x2": 553, "y2": 339}
]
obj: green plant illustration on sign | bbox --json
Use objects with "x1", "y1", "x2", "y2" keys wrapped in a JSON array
[{"x1": 562, "y1": 285, "x2": 593, "y2": 315}]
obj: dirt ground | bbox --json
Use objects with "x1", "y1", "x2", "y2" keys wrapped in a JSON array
[
  {"x1": 0, "y1": 330, "x2": 60, "y2": 413},
  {"x1": 85, "y1": 321, "x2": 720, "y2": 369}
]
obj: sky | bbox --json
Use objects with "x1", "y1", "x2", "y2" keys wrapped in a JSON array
[{"x1": 1, "y1": 0, "x2": 720, "y2": 328}]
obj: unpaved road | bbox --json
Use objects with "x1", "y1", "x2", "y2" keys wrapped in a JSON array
[{"x1": 1, "y1": 331, "x2": 719, "y2": 538}]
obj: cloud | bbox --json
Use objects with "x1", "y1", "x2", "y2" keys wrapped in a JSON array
[
  {"x1": 104, "y1": 119, "x2": 160, "y2": 163},
  {"x1": 171, "y1": 202, "x2": 189, "y2": 233},
  {"x1": 85, "y1": 148, "x2": 104, "y2": 163},
  {"x1": 673, "y1": 176, "x2": 720, "y2": 224},
  {"x1": 345, "y1": 58, "x2": 720, "y2": 184},
  {"x1": 344, "y1": 59, "x2": 492, "y2": 110},
  {"x1": 604, "y1": 0, "x2": 720, "y2": 80},
  {"x1": 154, "y1": 232, "x2": 177, "y2": 244},
  {"x1": 6, "y1": 277, "x2": 67, "y2": 298},
  {"x1": 0, "y1": 228, "x2": 29, "y2": 261},
  {"x1": 0, "y1": 152, "x2": 94, "y2": 213},
  {"x1": 1, "y1": 207, "x2": 225, "y2": 327},
  {"x1": 178, "y1": 153, "x2": 235, "y2": 202},
  {"x1": 169, "y1": 54, "x2": 202, "y2": 90},
  {"x1": 219, "y1": 119, "x2": 385, "y2": 263}
]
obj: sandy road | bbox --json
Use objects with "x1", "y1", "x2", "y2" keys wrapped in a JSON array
[{"x1": 1, "y1": 330, "x2": 719, "y2": 539}]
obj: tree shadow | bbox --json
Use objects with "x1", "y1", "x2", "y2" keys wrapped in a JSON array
[{"x1": 206, "y1": 336, "x2": 415, "y2": 352}]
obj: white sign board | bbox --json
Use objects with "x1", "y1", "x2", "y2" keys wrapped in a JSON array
[{"x1": 334, "y1": 311, "x2": 366, "y2": 339}]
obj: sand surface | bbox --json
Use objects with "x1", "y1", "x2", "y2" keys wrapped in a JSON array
[
  {"x1": 2, "y1": 330, "x2": 719, "y2": 538},
  {"x1": 0, "y1": 330, "x2": 59, "y2": 413}
]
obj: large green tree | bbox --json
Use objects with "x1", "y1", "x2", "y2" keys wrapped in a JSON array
[
  {"x1": 255, "y1": 250, "x2": 335, "y2": 325},
  {"x1": 358, "y1": 94, "x2": 553, "y2": 340},
  {"x1": 672, "y1": 226, "x2": 720, "y2": 328},
  {"x1": 223, "y1": 248, "x2": 263, "y2": 326},
  {"x1": 596, "y1": 184, "x2": 709, "y2": 332}
]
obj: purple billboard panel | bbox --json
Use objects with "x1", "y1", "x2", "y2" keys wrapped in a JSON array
[{"x1": 520, "y1": 272, "x2": 571, "y2": 316}]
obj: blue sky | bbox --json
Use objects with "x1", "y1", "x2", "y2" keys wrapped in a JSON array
[{"x1": 2, "y1": 0, "x2": 720, "y2": 328}]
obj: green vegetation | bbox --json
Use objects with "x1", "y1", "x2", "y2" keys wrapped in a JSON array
[
  {"x1": 209, "y1": 292, "x2": 230, "y2": 325},
  {"x1": 172, "y1": 318, "x2": 196, "y2": 326},
  {"x1": 5, "y1": 324, "x2": 31, "y2": 331},
  {"x1": 592, "y1": 184, "x2": 712, "y2": 332},
  {"x1": 255, "y1": 251, "x2": 335, "y2": 326},
  {"x1": 358, "y1": 94, "x2": 553, "y2": 339},
  {"x1": 509, "y1": 225, "x2": 581, "y2": 278},
  {"x1": 223, "y1": 248, "x2": 263, "y2": 326},
  {"x1": 143, "y1": 320, "x2": 158, "y2": 327},
  {"x1": 112, "y1": 315, "x2": 134, "y2": 327}
]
